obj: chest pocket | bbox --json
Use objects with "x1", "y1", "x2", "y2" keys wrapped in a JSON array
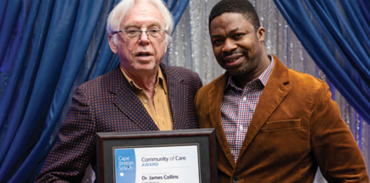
[{"x1": 262, "y1": 119, "x2": 301, "y2": 131}]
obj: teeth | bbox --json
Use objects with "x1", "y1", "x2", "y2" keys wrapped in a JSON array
[{"x1": 226, "y1": 58, "x2": 237, "y2": 63}]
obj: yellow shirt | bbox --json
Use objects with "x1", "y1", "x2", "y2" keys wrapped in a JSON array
[{"x1": 120, "y1": 67, "x2": 173, "y2": 130}]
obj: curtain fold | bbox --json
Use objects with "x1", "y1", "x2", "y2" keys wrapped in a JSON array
[
  {"x1": 0, "y1": 0, "x2": 22, "y2": 67},
  {"x1": 358, "y1": 0, "x2": 370, "y2": 29},
  {"x1": 0, "y1": 0, "x2": 44, "y2": 169},
  {"x1": 273, "y1": 0, "x2": 370, "y2": 124},
  {"x1": 171, "y1": 0, "x2": 190, "y2": 30},
  {"x1": 0, "y1": 0, "x2": 189, "y2": 182}
]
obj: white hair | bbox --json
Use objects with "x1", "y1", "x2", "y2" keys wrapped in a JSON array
[{"x1": 106, "y1": 0, "x2": 173, "y2": 44}]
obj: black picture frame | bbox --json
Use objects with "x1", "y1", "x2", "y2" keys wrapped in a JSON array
[{"x1": 96, "y1": 128, "x2": 217, "y2": 183}]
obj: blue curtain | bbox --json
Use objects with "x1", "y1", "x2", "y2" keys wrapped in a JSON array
[
  {"x1": 273, "y1": 0, "x2": 370, "y2": 124},
  {"x1": 0, "y1": 0, "x2": 189, "y2": 182}
]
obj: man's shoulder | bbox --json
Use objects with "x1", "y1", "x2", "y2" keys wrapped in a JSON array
[
  {"x1": 197, "y1": 73, "x2": 227, "y2": 94},
  {"x1": 161, "y1": 64, "x2": 201, "y2": 84},
  {"x1": 271, "y1": 56, "x2": 327, "y2": 93},
  {"x1": 287, "y1": 68, "x2": 327, "y2": 91},
  {"x1": 161, "y1": 64, "x2": 198, "y2": 76},
  {"x1": 77, "y1": 67, "x2": 121, "y2": 92}
]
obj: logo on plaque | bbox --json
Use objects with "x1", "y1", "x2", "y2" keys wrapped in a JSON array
[{"x1": 114, "y1": 149, "x2": 136, "y2": 182}]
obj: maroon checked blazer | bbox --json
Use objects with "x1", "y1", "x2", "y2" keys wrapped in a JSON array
[{"x1": 35, "y1": 63, "x2": 203, "y2": 182}]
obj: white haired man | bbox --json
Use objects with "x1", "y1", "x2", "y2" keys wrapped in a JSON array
[{"x1": 35, "y1": 0, "x2": 202, "y2": 182}]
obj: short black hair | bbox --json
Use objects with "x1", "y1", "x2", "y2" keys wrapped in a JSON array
[{"x1": 209, "y1": 0, "x2": 260, "y2": 31}]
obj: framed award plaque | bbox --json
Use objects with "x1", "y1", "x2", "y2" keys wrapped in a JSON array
[{"x1": 96, "y1": 128, "x2": 217, "y2": 183}]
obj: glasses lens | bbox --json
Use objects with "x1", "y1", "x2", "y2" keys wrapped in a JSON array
[
  {"x1": 123, "y1": 29, "x2": 165, "y2": 39},
  {"x1": 125, "y1": 29, "x2": 140, "y2": 38},
  {"x1": 147, "y1": 29, "x2": 161, "y2": 38}
]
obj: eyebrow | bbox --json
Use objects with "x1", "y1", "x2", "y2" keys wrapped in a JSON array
[
  {"x1": 211, "y1": 27, "x2": 241, "y2": 38},
  {"x1": 229, "y1": 27, "x2": 241, "y2": 33},
  {"x1": 124, "y1": 22, "x2": 163, "y2": 29}
]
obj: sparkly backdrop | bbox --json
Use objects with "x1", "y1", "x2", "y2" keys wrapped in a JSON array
[{"x1": 165, "y1": 0, "x2": 370, "y2": 182}]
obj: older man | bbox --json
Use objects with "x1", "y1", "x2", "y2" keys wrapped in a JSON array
[
  {"x1": 195, "y1": 0, "x2": 368, "y2": 182},
  {"x1": 35, "y1": 0, "x2": 202, "y2": 182}
]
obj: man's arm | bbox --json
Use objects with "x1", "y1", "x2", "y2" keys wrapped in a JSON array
[
  {"x1": 311, "y1": 81, "x2": 368, "y2": 182},
  {"x1": 35, "y1": 86, "x2": 96, "y2": 182}
]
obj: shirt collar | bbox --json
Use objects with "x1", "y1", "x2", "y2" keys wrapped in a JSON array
[
  {"x1": 120, "y1": 66, "x2": 168, "y2": 94},
  {"x1": 225, "y1": 55, "x2": 275, "y2": 90}
]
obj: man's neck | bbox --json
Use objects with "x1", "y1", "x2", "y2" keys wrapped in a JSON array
[
  {"x1": 233, "y1": 55, "x2": 271, "y2": 88},
  {"x1": 121, "y1": 66, "x2": 159, "y2": 105}
]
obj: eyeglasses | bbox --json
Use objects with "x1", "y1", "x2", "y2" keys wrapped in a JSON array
[{"x1": 112, "y1": 29, "x2": 167, "y2": 39}]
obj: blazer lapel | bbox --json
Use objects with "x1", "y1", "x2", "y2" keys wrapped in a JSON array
[
  {"x1": 209, "y1": 73, "x2": 237, "y2": 167},
  {"x1": 109, "y1": 67, "x2": 158, "y2": 131},
  {"x1": 238, "y1": 55, "x2": 290, "y2": 156},
  {"x1": 161, "y1": 64, "x2": 188, "y2": 130}
]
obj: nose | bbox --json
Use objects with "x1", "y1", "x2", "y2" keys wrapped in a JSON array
[
  {"x1": 139, "y1": 31, "x2": 149, "y2": 45},
  {"x1": 221, "y1": 38, "x2": 237, "y2": 53}
]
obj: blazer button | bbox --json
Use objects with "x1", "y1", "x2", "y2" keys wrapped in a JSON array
[{"x1": 232, "y1": 176, "x2": 239, "y2": 183}]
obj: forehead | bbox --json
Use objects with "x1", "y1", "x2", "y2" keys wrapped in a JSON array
[
  {"x1": 122, "y1": 1, "x2": 165, "y2": 27},
  {"x1": 209, "y1": 13, "x2": 253, "y2": 33}
]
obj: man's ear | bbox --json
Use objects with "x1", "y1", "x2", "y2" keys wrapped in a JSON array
[
  {"x1": 108, "y1": 34, "x2": 118, "y2": 54},
  {"x1": 257, "y1": 27, "x2": 266, "y2": 41}
]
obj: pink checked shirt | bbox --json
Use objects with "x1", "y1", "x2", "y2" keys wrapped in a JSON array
[{"x1": 221, "y1": 56, "x2": 274, "y2": 162}]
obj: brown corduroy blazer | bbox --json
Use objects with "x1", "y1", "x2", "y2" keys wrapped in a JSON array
[{"x1": 195, "y1": 55, "x2": 368, "y2": 183}]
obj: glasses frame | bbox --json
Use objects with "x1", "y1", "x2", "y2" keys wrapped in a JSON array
[{"x1": 111, "y1": 29, "x2": 167, "y2": 39}]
